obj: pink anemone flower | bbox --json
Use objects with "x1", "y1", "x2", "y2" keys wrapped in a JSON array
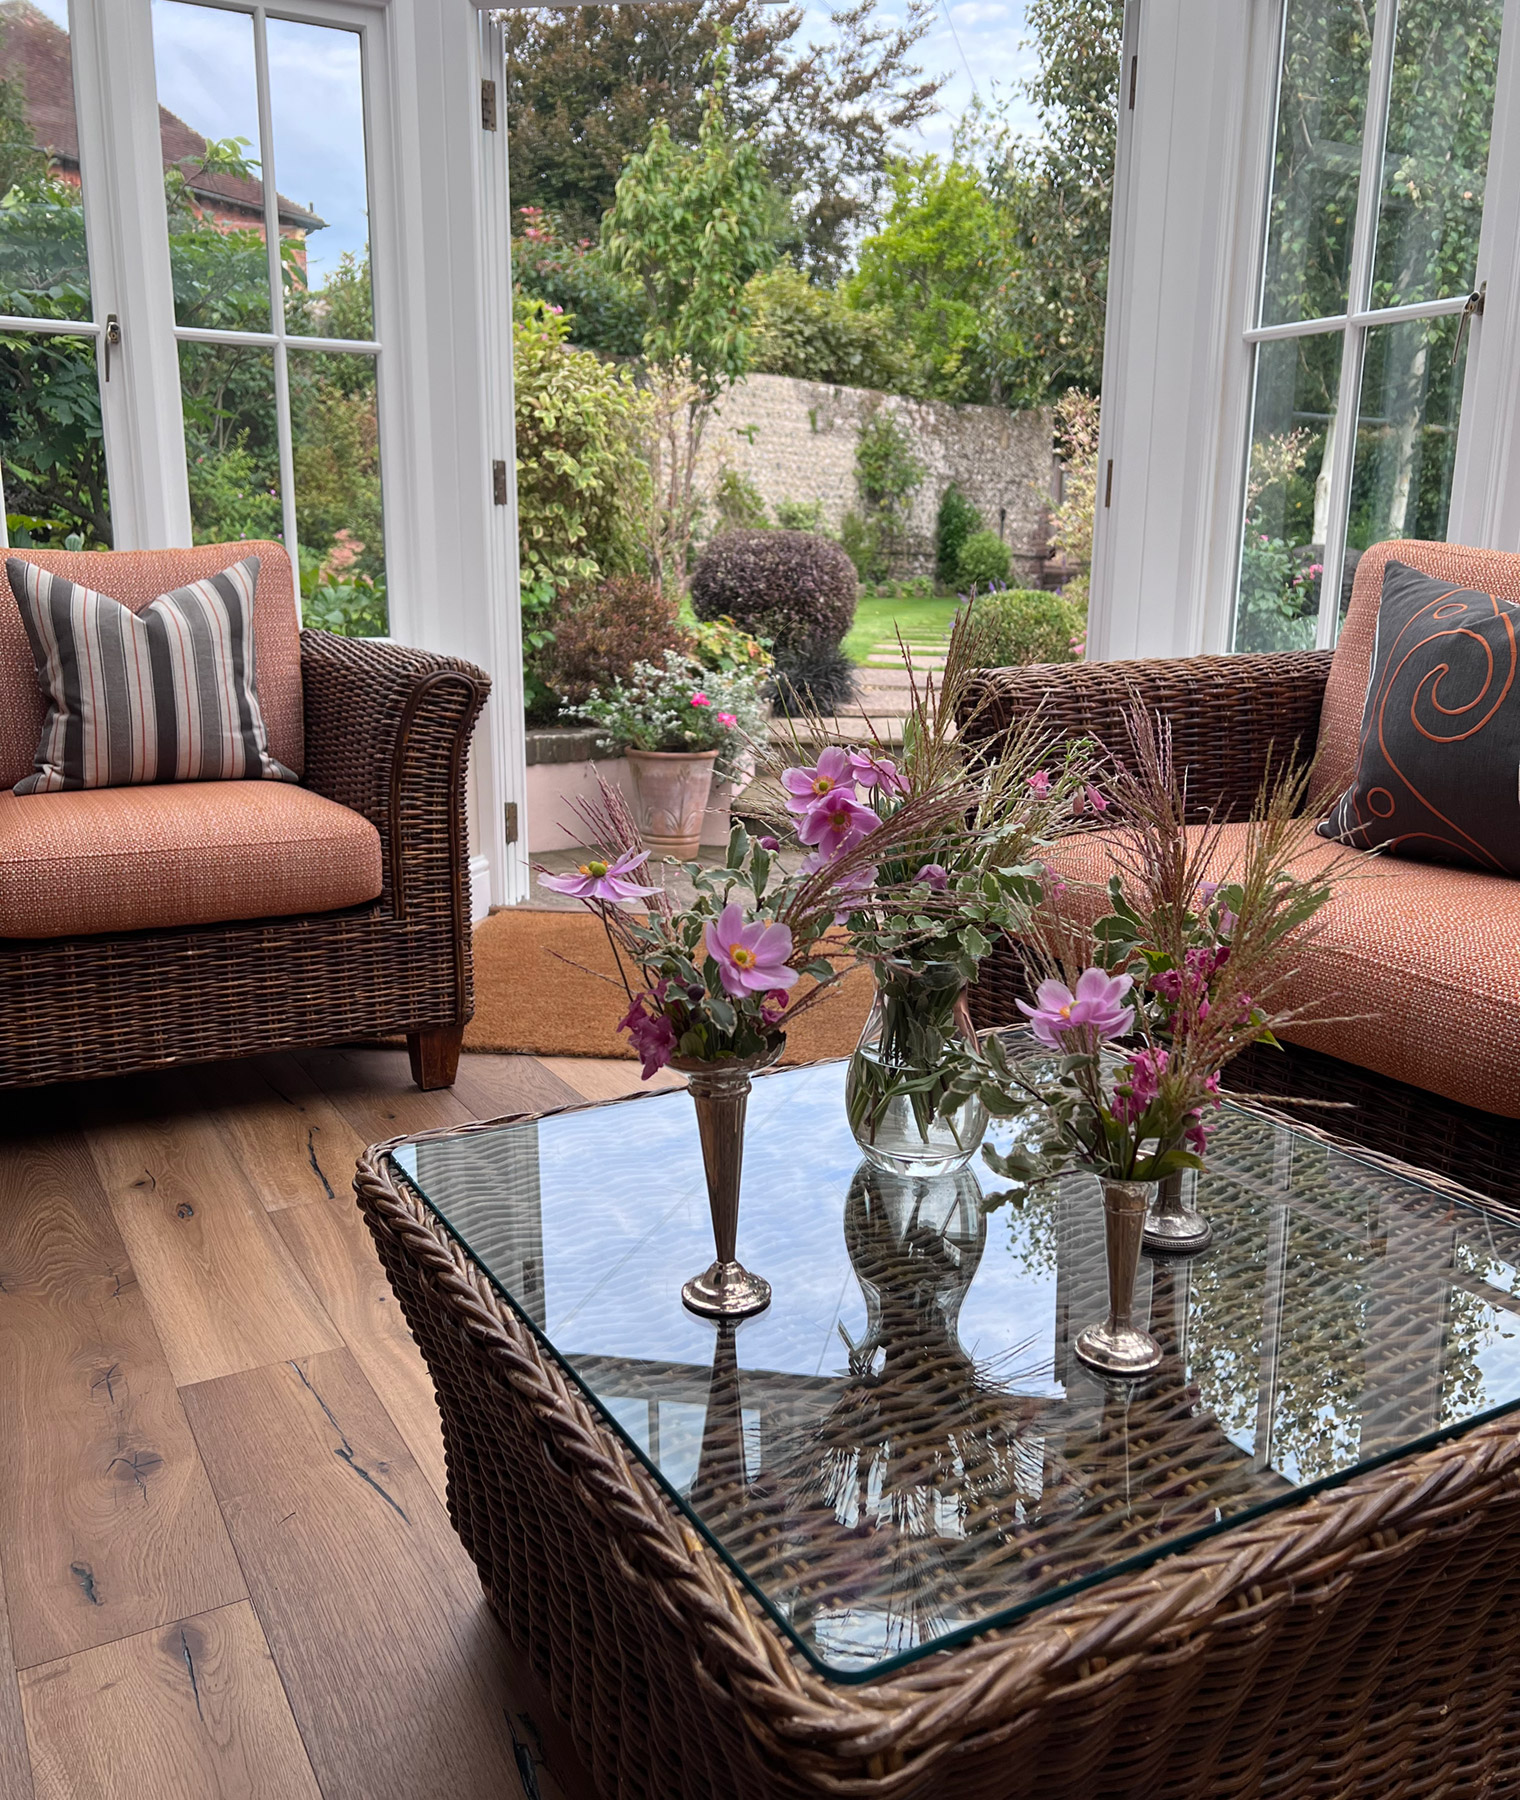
[
  {"x1": 797, "y1": 788, "x2": 878, "y2": 860},
  {"x1": 618, "y1": 992, "x2": 678, "y2": 1079},
  {"x1": 538, "y1": 848, "x2": 658, "y2": 903},
  {"x1": 782, "y1": 746, "x2": 853, "y2": 815},
  {"x1": 704, "y1": 902, "x2": 798, "y2": 998},
  {"x1": 1017, "y1": 967, "x2": 1134, "y2": 1051},
  {"x1": 849, "y1": 748, "x2": 907, "y2": 795}
]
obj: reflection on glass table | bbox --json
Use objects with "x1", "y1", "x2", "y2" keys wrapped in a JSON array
[{"x1": 392, "y1": 1056, "x2": 1520, "y2": 1678}]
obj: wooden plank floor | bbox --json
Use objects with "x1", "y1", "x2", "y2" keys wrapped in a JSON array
[{"x1": 0, "y1": 1047, "x2": 652, "y2": 1800}]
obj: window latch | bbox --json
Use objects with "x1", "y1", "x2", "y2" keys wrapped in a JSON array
[
  {"x1": 103, "y1": 312, "x2": 121, "y2": 382},
  {"x1": 1452, "y1": 283, "x2": 1486, "y2": 367}
]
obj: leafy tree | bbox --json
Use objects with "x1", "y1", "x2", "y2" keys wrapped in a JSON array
[
  {"x1": 600, "y1": 56, "x2": 780, "y2": 397},
  {"x1": 511, "y1": 206, "x2": 646, "y2": 357},
  {"x1": 744, "y1": 261, "x2": 906, "y2": 391},
  {"x1": 0, "y1": 54, "x2": 43, "y2": 197},
  {"x1": 503, "y1": 0, "x2": 943, "y2": 279},
  {"x1": 935, "y1": 483, "x2": 981, "y2": 584},
  {"x1": 847, "y1": 410, "x2": 922, "y2": 580},
  {"x1": 846, "y1": 154, "x2": 1018, "y2": 402}
]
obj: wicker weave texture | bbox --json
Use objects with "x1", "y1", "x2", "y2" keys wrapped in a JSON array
[
  {"x1": 358, "y1": 1123, "x2": 1520, "y2": 1800},
  {"x1": 959, "y1": 653, "x2": 1334, "y2": 819},
  {"x1": 0, "y1": 629, "x2": 487, "y2": 1088}
]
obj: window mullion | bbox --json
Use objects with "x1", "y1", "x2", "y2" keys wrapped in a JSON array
[
  {"x1": 1313, "y1": 0, "x2": 1400, "y2": 649},
  {"x1": 251, "y1": 4, "x2": 300, "y2": 590}
]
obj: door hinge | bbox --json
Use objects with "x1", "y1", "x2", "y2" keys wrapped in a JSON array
[
  {"x1": 1104, "y1": 459, "x2": 1114, "y2": 508},
  {"x1": 103, "y1": 312, "x2": 121, "y2": 381},
  {"x1": 1128, "y1": 53, "x2": 1137, "y2": 109},
  {"x1": 481, "y1": 78, "x2": 498, "y2": 131},
  {"x1": 492, "y1": 459, "x2": 509, "y2": 505},
  {"x1": 504, "y1": 801, "x2": 518, "y2": 845}
]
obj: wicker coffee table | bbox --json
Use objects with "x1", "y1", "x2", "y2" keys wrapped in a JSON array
[{"x1": 357, "y1": 1056, "x2": 1520, "y2": 1798}]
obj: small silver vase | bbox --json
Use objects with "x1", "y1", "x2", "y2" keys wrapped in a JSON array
[
  {"x1": 1075, "y1": 1177, "x2": 1164, "y2": 1378},
  {"x1": 674, "y1": 1043, "x2": 782, "y2": 1319},
  {"x1": 1143, "y1": 1170, "x2": 1213, "y2": 1255}
]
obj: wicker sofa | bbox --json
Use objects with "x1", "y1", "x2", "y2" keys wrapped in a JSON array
[
  {"x1": 0, "y1": 541, "x2": 488, "y2": 1091},
  {"x1": 961, "y1": 539, "x2": 1520, "y2": 1202}
]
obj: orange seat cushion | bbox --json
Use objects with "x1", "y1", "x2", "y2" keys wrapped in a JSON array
[
  {"x1": 1045, "y1": 825, "x2": 1520, "y2": 1121},
  {"x1": 0, "y1": 783, "x2": 382, "y2": 939}
]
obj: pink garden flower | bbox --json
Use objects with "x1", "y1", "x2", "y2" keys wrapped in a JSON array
[
  {"x1": 1112, "y1": 1047, "x2": 1169, "y2": 1124},
  {"x1": 704, "y1": 902, "x2": 798, "y2": 998},
  {"x1": 716, "y1": 711, "x2": 737, "y2": 727},
  {"x1": 1027, "y1": 769, "x2": 1052, "y2": 797},
  {"x1": 1074, "y1": 784, "x2": 1108, "y2": 815},
  {"x1": 849, "y1": 748, "x2": 908, "y2": 795},
  {"x1": 757, "y1": 835, "x2": 780, "y2": 852},
  {"x1": 797, "y1": 788, "x2": 878, "y2": 860},
  {"x1": 690, "y1": 692, "x2": 711, "y2": 708},
  {"x1": 761, "y1": 988, "x2": 791, "y2": 1025},
  {"x1": 1017, "y1": 967, "x2": 1134, "y2": 1051},
  {"x1": 618, "y1": 990, "x2": 678, "y2": 1079},
  {"x1": 538, "y1": 848, "x2": 657, "y2": 903},
  {"x1": 782, "y1": 746, "x2": 853, "y2": 815},
  {"x1": 913, "y1": 863, "x2": 949, "y2": 890}
]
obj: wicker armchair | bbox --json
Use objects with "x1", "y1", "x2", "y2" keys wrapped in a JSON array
[{"x1": 0, "y1": 544, "x2": 488, "y2": 1091}]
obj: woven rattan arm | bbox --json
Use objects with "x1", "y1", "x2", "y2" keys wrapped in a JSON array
[
  {"x1": 300, "y1": 629, "x2": 490, "y2": 920},
  {"x1": 958, "y1": 651, "x2": 1334, "y2": 819}
]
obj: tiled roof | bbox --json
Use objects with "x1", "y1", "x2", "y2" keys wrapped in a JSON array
[{"x1": 0, "y1": 0, "x2": 325, "y2": 233}]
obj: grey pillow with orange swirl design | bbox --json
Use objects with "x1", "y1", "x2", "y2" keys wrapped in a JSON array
[{"x1": 1318, "y1": 559, "x2": 1520, "y2": 875}]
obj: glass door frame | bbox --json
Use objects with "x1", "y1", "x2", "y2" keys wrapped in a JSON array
[{"x1": 1232, "y1": 0, "x2": 1520, "y2": 650}]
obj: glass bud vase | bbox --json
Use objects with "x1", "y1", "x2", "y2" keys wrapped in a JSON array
[
  {"x1": 673, "y1": 1041, "x2": 782, "y2": 1319},
  {"x1": 845, "y1": 960, "x2": 988, "y2": 1178}
]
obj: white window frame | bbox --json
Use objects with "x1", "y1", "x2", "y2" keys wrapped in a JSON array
[
  {"x1": 39, "y1": 0, "x2": 528, "y2": 907},
  {"x1": 1091, "y1": 0, "x2": 1520, "y2": 664}
]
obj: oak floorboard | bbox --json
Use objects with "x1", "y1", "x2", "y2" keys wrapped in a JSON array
[
  {"x1": 271, "y1": 1196, "x2": 448, "y2": 1503},
  {"x1": 449, "y1": 1052, "x2": 584, "y2": 1123},
  {"x1": 0, "y1": 1134, "x2": 246, "y2": 1670},
  {"x1": 181, "y1": 1348, "x2": 593, "y2": 1800},
  {"x1": 190, "y1": 1055, "x2": 370, "y2": 1212},
  {"x1": 0, "y1": 1553, "x2": 33, "y2": 1800},
  {"x1": 290, "y1": 1044, "x2": 475, "y2": 1142},
  {"x1": 535, "y1": 1055, "x2": 682, "y2": 1105},
  {"x1": 19, "y1": 1600, "x2": 320, "y2": 1800},
  {"x1": 82, "y1": 1093, "x2": 343, "y2": 1388}
]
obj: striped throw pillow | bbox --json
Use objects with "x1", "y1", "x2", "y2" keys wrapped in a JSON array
[{"x1": 7, "y1": 554, "x2": 297, "y2": 794}]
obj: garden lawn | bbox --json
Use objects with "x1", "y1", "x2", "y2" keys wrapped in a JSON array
[{"x1": 843, "y1": 591, "x2": 962, "y2": 666}]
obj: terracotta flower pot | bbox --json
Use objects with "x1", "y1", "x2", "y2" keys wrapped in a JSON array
[{"x1": 625, "y1": 748, "x2": 719, "y2": 857}]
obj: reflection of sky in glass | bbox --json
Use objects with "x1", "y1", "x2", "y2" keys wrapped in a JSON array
[{"x1": 151, "y1": 0, "x2": 369, "y2": 297}]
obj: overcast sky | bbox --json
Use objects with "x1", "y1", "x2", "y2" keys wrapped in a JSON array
[{"x1": 36, "y1": 0, "x2": 1038, "y2": 285}]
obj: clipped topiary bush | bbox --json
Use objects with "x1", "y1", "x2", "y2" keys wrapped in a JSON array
[
  {"x1": 974, "y1": 588, "x2": 1086, "y2": 668},
  {"x1": 542, "y1": 576, "x2": 691, "y2": 708},
  {"x1": 956, "y1": 528, "x2": 1013, "y2": 589},
  {"x1": 691, "y1": 529, "x2": 858, "y2": 719},
  {"x1": 936, "y1": 484, "x2": 982, "y2": 585},
  {"x1": 690, "y1": 529, "x2": 858, "y2": 658}
]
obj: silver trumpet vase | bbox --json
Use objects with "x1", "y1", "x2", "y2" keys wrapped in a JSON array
[
  {"x1": 1075, "y1": 1178, "x2": 1164, "y2": 1378},
  {"x1": 1143, "y1": 1169, "x2": 1214, "y2": 1255},
  {"x1": 675, "y1": 1049, "x2": 777, "y2": 1319}
]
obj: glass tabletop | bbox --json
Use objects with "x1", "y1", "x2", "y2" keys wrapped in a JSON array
[{"x1": 390, "y1": 1055, "x2": 1520, "y2": 1681}]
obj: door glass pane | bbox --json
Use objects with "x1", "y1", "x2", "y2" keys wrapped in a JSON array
[
  {"x1": 267, "y1": 18, "x2": 372, "y2": 339},
  {"x1": 152, "y1": 0, "x2": 271, "y2": 332},
  {"x1": 1259, "y1": 0, "x2": 1378, "y2": 328},
  {"x1": 1371, "y1": 0, "x2": 1504, "y2": 309},
  {"x1": 179, "y1": 341, "x2": 281, "y2": 546},
  {"x1": 1343, "y1": 313, "x2": 1466, "y2": 620},
  {"x1": 0, "y1": 0, "x2": 92, "y2": 322},
  {"x1": 0, "y1": 331, "x2": 110, "y2": 547},
  {"x1": 289, "y1": 348, "x2": 386, "y2": 634},
  {"x1": 1232, "y1": 332, "x2": 1344, "y2": 652}
]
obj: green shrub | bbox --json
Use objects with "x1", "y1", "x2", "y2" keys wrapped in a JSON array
[
  {"x1": 838, "y1": 509, "x2": 885, "y2": 583},
  {"x1": 710, "y1": 466, "x2": 769, "y2": 532},
  {"x1": 745, "y1": 264, "x2": 907, "y2": 392},
  {"x1": 955, "y1": 528, "x2": 1012, "y2": 589},
  {"x1": 936, "y1": 484, "x2": 981, "y2": 585},
  {"x1": 773, "y1": 497, "x2": 824, "y2": 532},
  {"x1": 512, "y1": 293, "x2": 651, "y2": 590},
  {"x1": 974, "y1": 588, "x2": 1085, "y2": 667}
]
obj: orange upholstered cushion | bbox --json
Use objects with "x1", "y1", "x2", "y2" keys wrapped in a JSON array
[
  {"x1": 0, "y1": 542, "x2": 303, "y2": 789},
  {"x1": 1317, "y1": 540, "x2": 1520, "y2": 799},
  {"x1": 1045, "y1": 826, "x2": 1520, "y2": 1122},
  {"x1": 0, "y1": 783, "x2": 382, "y2": 939}
]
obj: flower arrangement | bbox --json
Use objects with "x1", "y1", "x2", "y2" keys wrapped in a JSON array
[
  {"x1": 568, "y1": 647, "x2": 760, "y2": 756},
  {"x1": 936, "y1": 708, "x2": 1343, "y2": 1189}
]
